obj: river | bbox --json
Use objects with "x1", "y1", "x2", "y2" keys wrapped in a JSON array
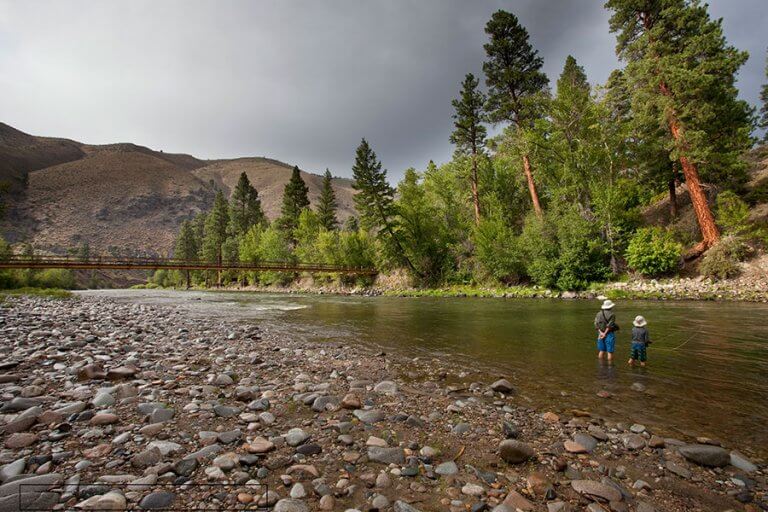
[{"x1": 80, "y1": 289, "x2": 768, "y2": 457}]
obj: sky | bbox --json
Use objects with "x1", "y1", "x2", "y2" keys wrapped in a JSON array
[{"x1": 0, "y1": 0, "x2": 766, "y2": 183}]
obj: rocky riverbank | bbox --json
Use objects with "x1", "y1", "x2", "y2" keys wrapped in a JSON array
[{"x1": 0, "y1": 295, "x2": 764, "y2": 511}]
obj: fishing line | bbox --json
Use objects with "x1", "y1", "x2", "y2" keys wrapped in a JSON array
[{"x1": 652, "y1": 332, "x2": 698, "y2": 352}]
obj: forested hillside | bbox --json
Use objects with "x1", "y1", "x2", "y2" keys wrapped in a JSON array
[{"x1": 157, "y1": 1, "x2": 768, "y2": 291}]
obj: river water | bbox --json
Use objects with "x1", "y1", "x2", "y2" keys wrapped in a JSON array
[{"x1": 80, "y1": 289, "x2": 768, "y2": 457}]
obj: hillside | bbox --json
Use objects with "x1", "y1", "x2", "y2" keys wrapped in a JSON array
[{"x1": 0, "y1": 123, "x2": 356, "y2": 255}]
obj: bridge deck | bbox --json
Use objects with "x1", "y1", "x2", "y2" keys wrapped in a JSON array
[{"x1": 0, "y1": 255, "x2": 377, "y2": 275}]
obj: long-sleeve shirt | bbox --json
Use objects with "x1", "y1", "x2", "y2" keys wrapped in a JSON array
[
  {"x1": 594, "y1": 310, "x2": 616, "y2": 332},
  {"x1": 631, "y1": 326, "x2": 649, "y2": 346}
]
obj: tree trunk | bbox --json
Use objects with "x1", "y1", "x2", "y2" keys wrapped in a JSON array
[
  {"x1": 668, "y1": 178, "x2": 678, "y2": 220},
  {"x1": 657, "y1": 81, "x2": 719, "y2": 257},
  {"x1": 667, "y1": 117, "x2": 720, "y2": 257},
  {"x1": 185, "y1": 269, "x2": 191, "y2": 290},
  {"x1": 471, "y1": 155, "x2": 481, "y2": 225},
  {"x1": 522, "y1": 154, "x2": 543, "y2": 217}
]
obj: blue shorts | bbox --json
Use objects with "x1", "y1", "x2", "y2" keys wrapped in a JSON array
[
  {"x1": 630, "y1": 343, "x2": 647, "y2": 362},
  {"x1": 597, "y1": 332, "x2": 616, "y2": 353}
]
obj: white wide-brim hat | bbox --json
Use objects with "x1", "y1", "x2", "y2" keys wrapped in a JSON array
[
  {"x1": 633, "y1": 315, "x2": 647, "y2": 327},
  {"x1": 601, "y1": 299, "x2": 615, "y2": 310}
]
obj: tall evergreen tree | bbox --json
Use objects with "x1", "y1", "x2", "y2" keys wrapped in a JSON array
[
  {"x1": 450, "y1": 73, "x2": 487, "y2": 225},
  {"x1": 546, "y1": 55, "x2": 594, "y2": 205},
  {"x1": 483, "y1": 10, "x2": 549, "y2": 217},
  {"x1": 760, "y1": 49, "x2": 768, "y2": 141},
  {"x1": 201, "y1": 190, "x2": 230, "y2": 284},
  {"x1": 278, "y1": 166, "x2": 310, "y2": 238},
  {"x1": 229, "y1": 172, "x2": 264, "y2": 237},
  {"x1": 316, "y1": 169, "x2": 339, "y2": 231},
  {"x1": 351, "y1": 138, "x2": 419, "y2": 275},
  {"x1": 606, "y1": 0, "x2": 754, "y2": 255},
  {"x1": 174, "y1": 220, "x2": 198, "y2": 288}
]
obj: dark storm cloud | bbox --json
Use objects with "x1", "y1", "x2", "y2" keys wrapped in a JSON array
[{"x1": 0, "y1": 0, "x2": 765, "y2": 183}]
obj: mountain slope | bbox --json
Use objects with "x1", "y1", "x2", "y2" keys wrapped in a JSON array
[
  {"x1": 193, "y1": 158, "x2": 356, "y2": 226},
  {"x1": 0, "y1": 123, "x2": 356, "y2": 255}
]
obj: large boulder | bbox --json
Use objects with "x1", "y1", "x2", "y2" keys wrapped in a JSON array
[{"x1": 678, "y1": 444, "x2": 730, "y2": 467}]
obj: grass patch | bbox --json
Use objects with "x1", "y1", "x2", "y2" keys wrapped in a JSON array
[
  {"x1": 382, "y1": 284, "x2": 543, "y2": 298},
  {"x1": 0, "y1": 287, "x2": 73, "y2": 299}
]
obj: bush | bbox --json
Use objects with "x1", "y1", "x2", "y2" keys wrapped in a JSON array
[
  {"x1": 32, "y1": 269, "x2": 76, "y2": 289},
  {"x1": 715, "y1": 191, "x2": 751, "y2": 235},
  {"x1": 520, "y1": 209, "x2": 611, "y2": 290},
  {"x1": 699, "y1": 236, "x2": 746, "y2": 280},
  {"x1": 625, "y1": 227, "x2": 682, "y2": 277},
  {"x1": 474, "y1": 216, "x2": 525, "y2": 284}
]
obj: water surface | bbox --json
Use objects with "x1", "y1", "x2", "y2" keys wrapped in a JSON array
[{"x1": 81, "y1": 289, "x2": 768, "y2": 457}]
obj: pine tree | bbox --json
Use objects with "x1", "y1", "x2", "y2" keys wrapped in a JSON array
[
  {"x1": 606, "y1": 0, "x2": 754, "y2": 255},
  {"x1": 547, "y1": 55, "x2": 594, "y2": 205},
  {"x1": 483, "y1": 10, "x2": 549, "y2": 217},
  {"x1": 351, "y1": 138, "x2": 419, "y2": 275},
  {"x1": 760, "y1": 49, "x2": 768, "y2": 141},
  {"x1": 229, "y1": 172, "x2": 264, "y2": 237},
  {"x1": 202, "y1": 190, "x2": 229, "y2": 285},
  {"x1": 316, "y1": 169, "x2": 339, "y2": 231},
  {"x1": 450, "y1": 73, "x2": 487, "y2": 225},
  {"x1": 174, "y1": 220, "x2": 198, "y2": 288},
  {"x1": 278, "y1": 166, "x2": 310, "y2": 238}
]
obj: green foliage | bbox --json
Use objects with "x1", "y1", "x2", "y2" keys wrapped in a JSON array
[
  {"x1": 352, "y1": 139, "x2": 418, "y2": 275},
  {"x1": 239, "y1": 224, "x2": 292, "y2": 286},
  {"x1": 201, "y1": 190, "x2": 229, "y2": 263},
  {"x1": 474, "y1": 214, "x2": 525, "y2": 284},
  {"x1": 316, "y1": 169, "x2": 339, "y2": 231},
  {"x1": 606, "y1": 0, "x2": 754, "y2": 190},
  {"x1": 520, "y1": 208, "x2": 611, "y2": 290},
  {"x1": 229, "y1": 172, "x2": 265, "y2": 237},
  {"x1": 278, "y1": 166, "x2": 310, "y2": 237},
  {"x1": 699, "y1": 235, "x2": 746, "y2": 280},
  {"x1": 482, "y1": 10, "x2": 549, "y2": 127},
  {"x1": 294, "y1": 209, "x2": 322, "y2": 263},
  {"x1": 715, "y1": 191, "x2": 751, "y2": 236},
  {"x1": 625, "y1": 227, "x2": 682, "y2": 277},
  {"x1": 395, "y1": 169, "x2": 451, "y2": 284}
]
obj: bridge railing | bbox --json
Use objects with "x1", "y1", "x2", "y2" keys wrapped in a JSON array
[{"x1": 0, "y1": 254, "x2": 377, "y2": 275}]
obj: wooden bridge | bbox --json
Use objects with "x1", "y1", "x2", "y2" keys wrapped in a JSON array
[{"x1": 0, "y1": 254, "x2": 378, "y2": 275}]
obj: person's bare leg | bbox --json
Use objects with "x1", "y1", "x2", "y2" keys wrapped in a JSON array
[
  {"x1": 598, "y1": 351, "x2": 605, "y2": 359},
  {"x1": 640, "y1": 362, "x2": 646, "y2": 367},
  {"x1": 627, "y1": 358, "x2": 634, "y2": 366},
  {"x1": 607, "y1": 352, "x2": 613, "y2": 362}
]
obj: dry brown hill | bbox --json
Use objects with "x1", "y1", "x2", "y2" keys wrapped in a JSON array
[
  {"x1": 0, "y1": 123, "x2": 356, "y2": 255},
  {"x1": 193, "y1": 158, "x2": 356, "y2": 226}
]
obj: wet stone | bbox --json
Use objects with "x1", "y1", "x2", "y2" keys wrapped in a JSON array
[
  {"x1": 499, "y1": 440, "x2": 534, "y2": 464},
  {"x1": 139, "y1": 491, "x2": 176, "y2": 509}
]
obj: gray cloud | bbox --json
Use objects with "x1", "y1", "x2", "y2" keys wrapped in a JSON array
[{"x1": 0, "y1": 0, "x2": 765, "y2": 184}]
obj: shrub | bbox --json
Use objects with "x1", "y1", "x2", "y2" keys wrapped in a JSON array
[
  {"x1": 520, "y1": 209, "x2": 611, "y2": 290},
  {"x1": 33, "y1": 269, "x2": 76, "y2": 289},
  {"x1": 625, "y1": 227, "x2": 682, "y2": 277},
  {"x1": 474, "y1": 216, "x2": 525, "y2": 284},
  {"x1": 715, "y1": 191, "x2": 751, "y2": 235},
  {"x1": 699, "y1": 236, "x2": 746, "y2": 280}
]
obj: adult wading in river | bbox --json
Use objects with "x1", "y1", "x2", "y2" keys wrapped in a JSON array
[{"x1": 595, "y1": 299, "x2": 619, "y2": 362}]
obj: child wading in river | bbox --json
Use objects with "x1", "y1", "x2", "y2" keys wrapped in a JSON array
[{"x1": 629, "y1": 315, "x2": 651, "y2": 367}]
